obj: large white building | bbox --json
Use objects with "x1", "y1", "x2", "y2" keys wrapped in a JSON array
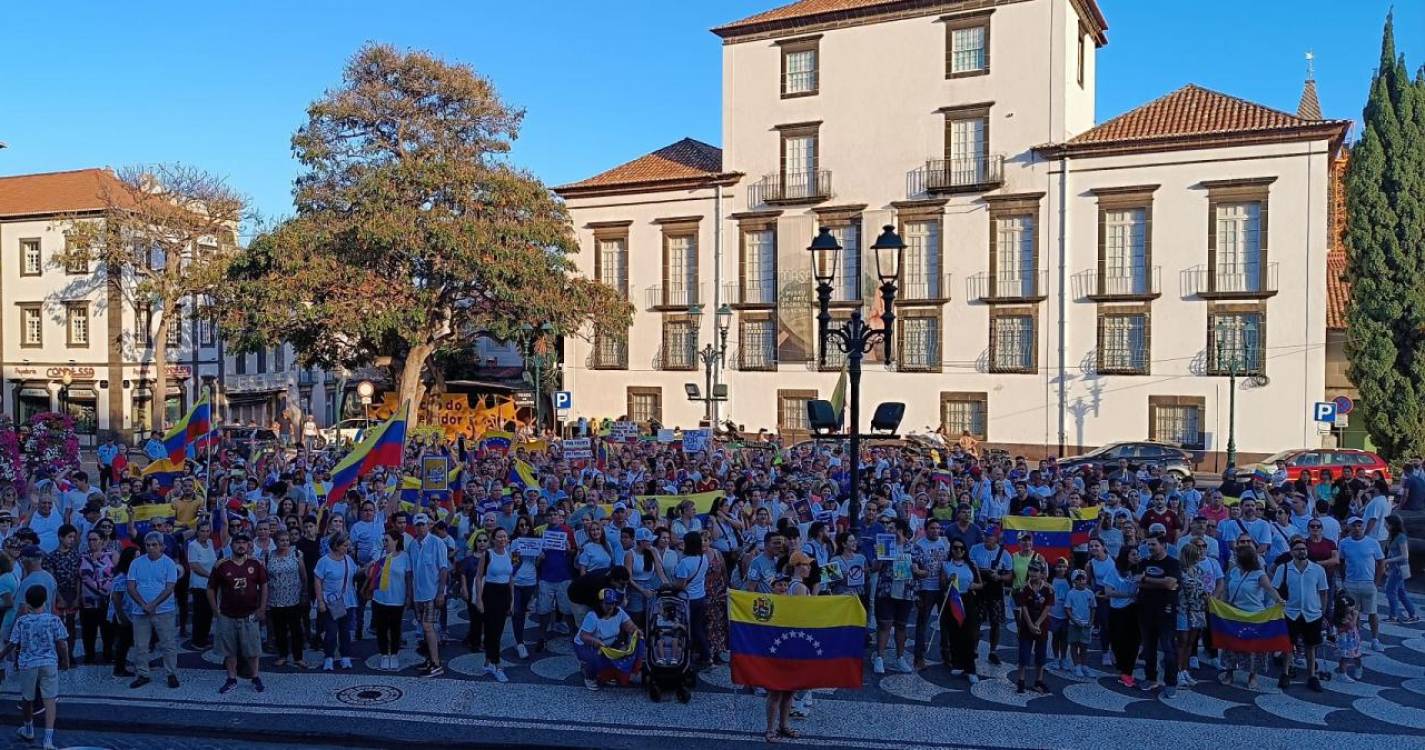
[{"x1": 554, "y1": 0, "x2": 1349, "y2": 468}]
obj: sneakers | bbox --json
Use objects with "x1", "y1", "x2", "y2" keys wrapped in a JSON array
[
  {"x1": 1102, "y1": 652, "x2": 1114, "y2": 667},
  {"x1": 253, "y1": 677, "x2": 265, "y2": 693},
  {"x1": 1163, "y1": 686, "x2": 1177, "y2": 699},
  {"x1": 15, "y1": 726, "x2": 34, "y2": 742},
  {"x1": 339, "y1": 657, "x2": 353, "y2": 670},
  {"x1": 322, "y1": 658, "x2": 334, "y2": 671},
  {"x1": 584, "y1": 678, "x2": 599, "y2": 691},
  {"x1": 1278, "y1": 672, "x2": 1291, "y2": 690},
  {"x1": 895, "y1": 655, "x2": 914, "y2": 673},
  {"x1": 1189, "y1": 656, "x2": 1201, "y2": 670},
  {"x1": 872, "y1": 656, "x2": 886, "y2": 674},
  {"x1": 493, "y1": 667, "x2": 509, "y2": 683},
  {"x1": 129, "y1": 676, "x2": 152, "y2": 689},
  {"x1": 43, "y1": 740, "x2": 57, "y2": 750},
  {"x1": 516, "y1": 643, "x2": 529, "y2": 660},
  {"x1": 1308, "y1": 676, "x2": 1323, "y2": 692},
  {"x1": 1371, "y1": 639, "x2": 1385, "y2": 652},
  {"x1": 988, "y1": 653, "x2": 1002, "y2": 666},
  {"x1": 1339, "y1": 671, "x2": 1357, "y2": 683},
  {"x1": 967, "y1": 674, "x2": 980, "y2": 684},
  {"x1": 1074, "y1": 665, "x2": 1087, "y2": 678},
  {"x1": 419, "y1": 663, "x2": 445, "y2": 678},
  {"x1": 1178, "y1": 673, "x2": 1197, "y2": 687},
  {"x1": 167, "y1": 674, "x2": 180, "y2": 689},
  {"x1": 949, "y1": 668, "x2": 964, "y2": 676},
  {"x1": 219, "y1": 677, "x2": 239, "y2": 694},
  {"x1": 1118, "y1": 674, "x2": 1135, "y2": 688}
]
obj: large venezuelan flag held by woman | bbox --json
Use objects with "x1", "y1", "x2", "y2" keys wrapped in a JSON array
[
  {"x1": 729, "y1": 590, "x2": 865, "y2": 691},
  {"x1": 1207, "y1": 599, "x2": 1291, "y2": 653}
]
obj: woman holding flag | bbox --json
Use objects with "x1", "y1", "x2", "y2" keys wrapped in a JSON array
[
  {"x1": 1218, "y1": 536, "x2": 1284, "y2": 689},
  {"x1": 938, "y1": 539, "x2": 982, "y2": 683}
]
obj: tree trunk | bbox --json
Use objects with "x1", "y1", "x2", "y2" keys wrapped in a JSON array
[
  {"x1": 153, "y1": 306, "x2": 170, "y2": 434},
  {"x1": 395, "y1": 342, "x2": 434, "y2": 428}
]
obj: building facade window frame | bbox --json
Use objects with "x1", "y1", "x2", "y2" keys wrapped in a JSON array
[
  {"x1": 1207, "y1": 302, "x2": 1266, "y2": 376},
  {"x1": 939, "y1": 391, "x2": 988, "y2": 440},
  {"x1": 135, "y1": 303, "x2": 153, "y2": 348},
  {"x1": 778, "y1": 35, "x2": 821, "y2": 98},
  {"x1": 626, "y1": 386, "x2": 662, "y2": 425},
  {"x1": 659, "y1": 313, "x2": 698, "y2": 371},
  {"x1": 1148, "y1": 395, "x2": 1206, "y2": 451},
  {"x1": 19, "y1": 238, "x2": 42, "y2": 277},
  {"x1": 65, "y1": 302, "x2": 90, "y2": 348},
  {"x1": 737, "y1": 214, "x2": 778, "y2": 308},
  {"x1": 1096, "y1": 304, "x2": 1150, "y2": 375},
  {"x1": 1202, "y1": 177, "x2": 1277, "y2": 299},
  {"x1": 18, "y1": 303, "x2": 43, "y2": 348},
  {"x1": 657, "y1": 217, "x2": 701, "y2": 309},
  {"x1": 777, "y1": 122, "x2": 822, "y2": 203},
  {"x1": 813, "y1": 204, "x2": 866, "y2": 304},
  {"x1": 738, "y1": 312, "x2": 778, "y2": 371},
  {"x1": 985, "y1": 192, "x2": 1046, "y2": 303},
  {"x1": 988, "y1": 306, "x2": 1037, "y2": 374},
  {"x1": 896, "y1": 200, "x2": 949, "y2": 303},
  {"x1": 777, "y1": 388, "x2": 818, "y2": 434},
  {"x1": 590, "y1": 220, "x2": 632, "y2": 299},
  {"x1": 896, "y1": 307, "x2": 942, "y2": 372},
  {"x1": 943, "y1": 10, "x2": 992, "y2": 78},
  {"x1": 1090, "y1": 185, "x2": 1159, "y2": 301}
]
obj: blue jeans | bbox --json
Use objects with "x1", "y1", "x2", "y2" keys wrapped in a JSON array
[
  {"x1": 320, "y1": 610, "x2": 352, "y2": 658},
  {"x1": 1385, "y1": 568, "x2": 1417, "y2": 619}
]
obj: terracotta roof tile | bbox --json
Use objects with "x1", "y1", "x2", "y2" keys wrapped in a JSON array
[
  {"x1": 1067, "y1": 84, "x2": 1344, "y2": 146},
  {"x1": 0, "y1": 168, "x2": 128, "y2": 218},
  {"x1": 714, "y1": 0, "x2": 1107, "y2": 41},
  {"x1": 555, "y1": 138, "x2": 725, "y2": 194},
  {"x1": 1327, "y1": 251, "x2": 1349, "y2": 331}
]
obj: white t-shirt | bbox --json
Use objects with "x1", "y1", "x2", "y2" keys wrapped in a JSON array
[
  {"x1": 675, "y1": 553, "x2": 709, "y2": 599},
  {"x1": 1363, "y1": 495, "x2": 1392, "y2": 541},
  {"x1": 186, "y1": 540, "x2": 217, "y2": 589},
  {"x1": 576, "y1": 607, "x2": 631, "y2": 647}
]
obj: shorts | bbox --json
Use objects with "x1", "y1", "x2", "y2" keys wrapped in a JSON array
[
  {"x1": 1050, "y1": 616, "x2": 1067, "y2": 637},
  {"x1": 1017, "y1": 634, "x2": 1048, "y2": 667},
  {"x1": 18, "y1": 665, "x2": 57, "y2": 700},
  {"x1": 215, "y1": 614, "x2": 262, "y2": 659},
  {"x1": 1068, "y1": 623, "x2": 1092, "y2": 645},
  {"x1": 980, "y1": 589, "x2": 1006, "y2": 625},
  {"x1": 537, "y1": 580, "x2": 572, "y2": 617},
  {"x1": 1344, "y1": 581, "x2": 1378, "y2": 617},
  {"x1": 412, "y1": 600, "x2": 440, "y2": 625},
  {"x1": 875, "y1": 596, "x2": 913, "y2": 627},
  {"x1": 1287, "y1": 615, "x2": 1324, "y2": 647}
]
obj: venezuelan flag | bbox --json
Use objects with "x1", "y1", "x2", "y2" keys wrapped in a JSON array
[
  {"x1": 729, "y1": 590, "x2": 865, "y2": 691},
  {"x1": 1208, "y1": 599, "x2": 1291, "y2": 653},
  {"x1": 634, "y1": 490, "x2": 724, "y2": 516},
  {"x1": 141, "y1": 459, "x2": 185, "y2": 497},
  {"x1": 325, "y1": 404, "x2": 409, "y2": 507},
  {"x1": 999, "y1": 507, "x2": 1098, "y2": 564},
  {"x1": 481, "y1": 431, "x2": 514, "y2": 455},
  {"x1": 507, "y1": 458, "x2": 539, "y2": 492},
  {"x1": 161, "y1": 393, "x2": 211, "y2": 465},
  {"x1": 117, "y1": 502, "x2": 175, "y2": 548}
]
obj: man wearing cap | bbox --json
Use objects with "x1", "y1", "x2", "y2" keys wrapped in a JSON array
[
  {"x1": 407, "y1": 513, "x2": 450, "y2": 677},
  {"x1": 1339, "y1": 516, "x2": 1385, "y2": 651},
  {"x1": 969, "y1": 528, "x2": 1013, "y2": 664},
  {"x1": 348, "y1": 500, "x2": 385, "y2": 640},
  {"x1": 1, "y1": 547, "x2": 56, "y2": 648},
  {"x1": 1136, "y1": 534, "x2": 1181, "y2": 696},
  {"x1": 208, "y1": 532, "x2": 268, "y2": 694},
  {"x1": 126, "y1": 532, "x2": 181, "y2": 689}
]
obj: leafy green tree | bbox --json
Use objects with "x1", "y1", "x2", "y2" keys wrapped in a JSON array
[
  {"x1": 220, "y1": 44, "x2": 630, "y2": 422},
  {"x1": 1345, "y1": 13, "x2": 1425, "y2": 460}
]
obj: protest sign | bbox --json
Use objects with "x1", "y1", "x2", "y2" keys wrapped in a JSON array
[
  {"x1": 875, "y1": 533, "x2": 899, "y2": 561},
  {"x1": 563, "y1": 438, "x2": 593, "y2": 460},
  {"x1": 682, "y1": 428, "x2": 711, "y2": 454},
  {"x1": 542, "y1": 530, "x2": 569, "y2": 551}
]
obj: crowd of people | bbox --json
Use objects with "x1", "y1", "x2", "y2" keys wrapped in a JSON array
[{"x1": 0, "y1": 419, "x2": 1421, "y2": 747}]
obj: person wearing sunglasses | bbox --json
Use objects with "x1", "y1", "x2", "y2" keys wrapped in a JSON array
[{"x1": 938, "y1": 539, "x2": 981, "y2": 683}]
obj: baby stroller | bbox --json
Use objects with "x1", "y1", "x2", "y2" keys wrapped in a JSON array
[{"x1": 644, "y1": 587, "x2": 695, "y2": 703}]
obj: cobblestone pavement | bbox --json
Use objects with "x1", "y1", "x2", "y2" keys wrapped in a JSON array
[{"x1": 4, "y1": 595, "x2": 1425, "y2": 750}]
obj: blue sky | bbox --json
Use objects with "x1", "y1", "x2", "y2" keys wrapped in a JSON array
[{"x1": 0, "y1": 0, "x2": 1415, "y2": 223}]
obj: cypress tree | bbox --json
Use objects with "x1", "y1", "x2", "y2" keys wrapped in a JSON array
[{"x1": 1345, "y1": 13, "x2": 1425, "y2": 460}]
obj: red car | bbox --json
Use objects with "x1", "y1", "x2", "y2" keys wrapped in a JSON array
[{"x1": 1256, "y1": 448, "x2": 1391, "y2": 483}]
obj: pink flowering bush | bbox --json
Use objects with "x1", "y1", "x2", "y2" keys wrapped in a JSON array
[
  {"x1": 0, "y1": 417, "x2": 20, "y2": 487},
  {"x1": 23, "y1": 412, "x2": 80, "y2": 478}
]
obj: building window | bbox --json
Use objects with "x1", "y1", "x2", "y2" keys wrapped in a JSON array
[
  {"x1": 274, "y1": 346, "x2": 285, "y2": 372},
  {"x1": 940, "y1": 392, "x2": 987, "y2": 440},
  {"x1": 1098, "y1": 312, "x2": 1148, "y2": 374},
  {"x1": 739, "y1": 317, "x2": 777, "y2": 370},
  {"x1": 136, "y1": 304, "x2": 153, "y2": 347},
  {"x1": 591, "y1": 330, "x2": 628, "y2": 370},
  {"x1": 663, "y1": 232, "x2": 698, "y2": 307},
  {"x1": 62, "y1": 234, "x2": 87, "y2": 274},
  {"x1": 1149, "y1": 397, "x2": 1204, "y2": 450},
  {"x1": 1208, "y1": 310, "x2": 1264, "y2": 375},
  {"x1": 898, "y1": 314, "x2": 941, "y2": 372},
  {"x1": 780, "y1": 38, "x2": 819, "y2": 97},
  {"x1": 234, "y1": 354, "x2": 247, "y2": 376},
  {"x1": 1214, "y1": 202, "x2": 1263, "y2": 293},
  {"x1": 1103, "y1": 207, "x2": 1149, "y2": 295},
  {"x1": 826, "y1": 222, "x2": 860, "y2": 302},
  {"x1": 597, "y1": 235, "x2": 629, "y2": 298},
  {"x1": 993, "y1": 214, "x2": 1037, "y2": 298},
  {"x1": 166, "y1": 310, "x2": 183, "y2": 349},
  {"x1": 778, "y1": 390, "x2": 816, "y2": 433},
  {"x1": 20, "y1": 239, "x2": 41, "y2": 277},
  {"x1": 946, "y1": 15, "x2": 990, "y2": 77},
  {"x1": 990, "y1": 313, "x2": 1035, "y2": 373},
  {"x1": 627, "y1": 387, "x2": 662, "y2": 425},
  {"x1": 256, "y1": 347, "x2": 267, "y2": 373},
  {"x1": 946, "y1": 111, "x2": 990, "y2": 185},
  {"x1": 199, "y1": 315, "x2": 216, "y2": 347},
  {"x1": 66, "y1": 303, "x2": 90, "y2": 347},
  {"x1": 660, "y1": 318, "x2": 696, "y2": 371},
  {"x1": 1076, "y1": 28, "x2": 1086, "y2": 87},
  {"x1": 741, "y1": 229, "x2": 776, "y2": 305},
  {"x1": 901, "y1": 219, "x2": 942, "y2": 300},
  {"x1": 780, "y1": 128, "x2": 819, "y2": 200},
  {"x1": 19, "y1": 304, "x2": 42, "y2": 347}
]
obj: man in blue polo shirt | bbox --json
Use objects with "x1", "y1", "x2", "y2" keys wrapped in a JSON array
[
  {"x1": 406, "y1": 514, "x2": 449, "y2": 677},
  {"x1": 534, "y1": 508, "x2": 577, "y2": 652}
]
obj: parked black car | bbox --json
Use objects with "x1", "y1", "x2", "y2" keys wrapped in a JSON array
[{"x1": 1056, "y1": 441, "x2": 1195, "y2": 480}]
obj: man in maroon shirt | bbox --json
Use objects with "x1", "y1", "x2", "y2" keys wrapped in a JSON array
[
  {"x1": 207, "y1": 532, "x2": 268, "y2": 694},
  {"x1": 1140, "y1": 493, "x2": 1181, "y2": 543}
]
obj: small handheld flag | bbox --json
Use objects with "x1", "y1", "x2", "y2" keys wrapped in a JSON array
[{"x1": 161, "y1": 392, "x2": 211, "y2": 465}]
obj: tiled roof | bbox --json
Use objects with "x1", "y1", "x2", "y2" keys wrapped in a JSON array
[
  {"x1": 0, "y1": 168, "x2": 129, "y2": 218},
  {"x1": 1065, "y1": 84, "x2": 1346, "y2": 147},
  {"x1": 555, "y1": 138, "x2": 727, "y2": 195},
  {"x1": 1327, "y1": 251, "x2": 1349, "y2": 331},
  {"x1": 714, "y1": 0, "x2": 1107, "y2": 41}
]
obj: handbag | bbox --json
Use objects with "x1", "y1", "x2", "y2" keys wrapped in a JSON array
[{"x1": 326, "y1": 558, "x2": 350, "y2": 620}]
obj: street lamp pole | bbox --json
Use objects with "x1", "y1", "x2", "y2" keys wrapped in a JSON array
[
  {"x1": 1215, "y1": 321, "x2": 1249, "y2": 471},
  {"x1": 689, "y1": 304, "x2": 732, "y2": 425},
  {"x1": 60, "y1": 371, "x2": 73, "y2": 416},
  {"x1": 521, "y1": 323, "x2": 556, "y2": 436},
  {"x1": 810, "y1": 226, "x2": 904, "y2": 535}
]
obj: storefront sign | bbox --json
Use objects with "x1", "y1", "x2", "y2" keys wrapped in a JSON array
[{"x1": 44, "y1": 366, "x2": 96, "y2": 380}]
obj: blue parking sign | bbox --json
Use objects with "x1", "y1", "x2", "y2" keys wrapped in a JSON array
[
  {"x1": 554, "y1": 391, "x2": 573, "y2": 411},
  {"x1": 1312, "y1": 402, "x2": 1336, "y2": 423}
]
